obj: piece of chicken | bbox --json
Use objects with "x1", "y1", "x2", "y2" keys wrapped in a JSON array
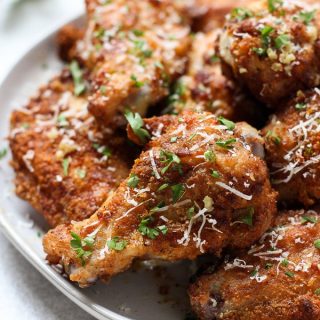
[
  {"x1": 70, "y1": 0, "x2": 191, "y2": 130},
  {"x1": 261, "y1": 88, "x2": 320, "y2": 207},
  {"x1": 218, "y1": 0, "x2": 320, "y2": 106},
  {"x1": 10, "y1": 67, "x2": 131, "y2": 227},
  {"x1": 43, "y1": 111, "x2": 277, "y2": 287},
  {"x1": 169, "y1": 30, "x2": 265, "y2": 126},
  {"x1": 189, "y1": 208, "x2": 320, "y2": 320}
]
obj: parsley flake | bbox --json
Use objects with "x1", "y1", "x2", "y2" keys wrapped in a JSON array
[
  {"x1": 125, "y1": 110, "x2": 150, "y2": 143},
  {"x1": 69, "y1": 60, "x2": 86, "y2": 96},
  {"x1": 314, "y1": 239, "x2": 320, "y2": 249},
  {"x1": 107, "y1": 237, "x2": 127, "y2": 251},
  {"x1": 0, "y1": 148, "x2": 7, "y2": 160},
  {"x1": 216, "y1": 138, "x2": 236, "y2": 149},
  {"x1": 299, "y1": 10, "x2": 316, "y2": 25},
  {"x1": 204, "y1": 149, "x2": 216, "y2": 162},
  {"x1": 130, "y1": 74, "x2": 144, "y2": 88},
  {"x1": 275, "y1": 34, "x2": 290, "y2": 49},
  {"x1": 127, "y1": 173, "x2": 140, "y2": 188},
  {"x1": 171, "y1": 184, "x2": 185, "y2": 203},
  {"x1": 218, "y1": 116, "x2": 235, "y2": 130},
  {"x1": 70, "y1": 232, "x2": 94, "y2": 266},
  {"x1": 301, "y1": 216, "x2": 317, "y2": 224},
  {"x1": 138, "y1": 216, "x2": 167, "y2": 239},
  {"x1": 62, "y1": 158, "x2": 70, "y2": 176},
  {"x1": 159, "y1": 150, "x2": 181, "y2": 174}
]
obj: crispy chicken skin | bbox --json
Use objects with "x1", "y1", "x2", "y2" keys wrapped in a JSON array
[
  {"x1": 189, "y1": 209, "x2": 320, "y2": 320},
  {"x1": 10, "y1": 69, "x2": 130, "y2": 227},
  {"x1": 170, "y1": 30, "x2": 263, "y2": 125},
  {"x1": 72, "y1": 0, "x2": 190, "y2": 130},
  {"x1": 262, "y1": 88, "x2": 320, "y2": 207},
  {"x1": 43, "y1": 111, "x2": 277, "y2": 287},
  {"x1": 218, "y1": 0, "x2": 320, "y2": 105}
]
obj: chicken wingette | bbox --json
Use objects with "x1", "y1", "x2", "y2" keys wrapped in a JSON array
[
  {"x1": 43, "y1": 111, "x2": 277, "y2": 287},
  {"x1": 10, "y1": 67, "x2": 131, "y2": 227}
]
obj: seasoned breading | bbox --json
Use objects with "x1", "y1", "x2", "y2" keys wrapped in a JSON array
[
  {"x1": 72, "y1": 0, "x2": 191, "y2": 130},
  {"x1": 43, "y1": 111, "x2": 277, "y2": 287},
  {"x1": 170, "y1": 30, "x2": 264, "y2": 126},
  {"x1": 218, "y1": 0, "x2": 320, "y2": 105},
  {"x1": 10, "y1": 68, "x2": 131, "y2": 227},
  {"x1": 189, "y1": 209, "x2": 320, "y2": 320},
  {"x1": 262, "y1": 88, "x2": 320, "y2": 207}
]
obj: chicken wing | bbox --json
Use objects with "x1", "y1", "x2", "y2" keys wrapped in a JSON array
[
  {"x1": 43, "y1": 111, "x2": 277, "y2": 287},
  {"x1": 189, "y1": 208, "x2": 320, "y2": 320},
  {"x1": 217, "y1": 0, "x2": 320, "y2": 105},
  {"x1": 10, "y1": 67, "x2": 131, "y2": 227},
  {"x1": 71, "y1": 0, "x2": 191, "y2": 130},
  {"x1": 262, "y1": 88, "x2": 320, "y2": 207},
  {"x1": 169, "y1": 30, "x2": 265, "y2": 126}
]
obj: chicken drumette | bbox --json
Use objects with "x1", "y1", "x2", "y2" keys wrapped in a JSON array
[
  {"x1": 71, "y1": 0, "x2": 191, "y2": 130},
  {"x1": 43, "y1": 111, "x2": 277, "y2": 287},
  {"x1": 218, "y1": 0, "x2": 320, "y2": 105},
  {"x1": 189, "y1": 208, "x2": 320, "y2": 320},
  {"x1": 262, "y1": 88, "x2": 320, "y2": 207},
  {"x1": 10, "y1": 67, "x2": 131, "y2": 227}
]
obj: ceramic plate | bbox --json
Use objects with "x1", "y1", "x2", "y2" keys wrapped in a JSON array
[{"x1": 0, "y1": 15, "x2": 193, "y2": 320}]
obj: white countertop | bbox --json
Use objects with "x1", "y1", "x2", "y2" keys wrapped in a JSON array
[{"x1": 0, "y1": 1, "x2": 95, "y2": 319}]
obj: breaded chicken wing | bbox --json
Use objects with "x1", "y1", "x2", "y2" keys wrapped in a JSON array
[
  {"x1": 262, "y1": 88, "x2": 320, "y2": 207},
  {"x1": 170, "y1": 30, "x2": 264, "y2": 125},
  {"x1": 218, "y1": 0, "x2": 320, "y2": 105},
  {"x1": 189, "y1": 208, "x2": 320, "y2": 320},
  {"x1": 72, "y1": 0, "x2": 190, "y2": 130},
  {"x1": 43, "y1": 111, "x2": 277, "y2": 287},
  {"x1": 10, "y1": 67, "x2": 131, "y2": 227}
]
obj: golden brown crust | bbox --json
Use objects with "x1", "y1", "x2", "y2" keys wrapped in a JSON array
[
  {"x1": 10, "y1": 69, "x2": 131, "y2": 227},
  {"x1": 189, "y1": 209, "x2": 320, "y2": 320},
  {"x1": 43, "y1": 111, "x2": 277, "y2": 287},
  {"x1": 218, "y1": 0, "x2": 320, "y2": 105},
  {"x1": 262, "y1": 88, "x2": 320, "y2": 207},
  {"x1": 170, "y1": 30, "x2": 265, "y2": 126},
  {"x1": 74, "y1": 0, "x2": 191, "y2": 130}
]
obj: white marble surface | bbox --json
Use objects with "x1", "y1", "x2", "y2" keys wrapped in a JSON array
[{"x1": 0, "y1": 1, "x2": 95, "y2": 319}]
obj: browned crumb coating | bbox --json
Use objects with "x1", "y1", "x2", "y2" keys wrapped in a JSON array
[
  {"x1": 189, "y1": 208, "x2": 320, "y2": 320},
  {"x1": 218, "y1": 0, "x2": 320, "y2": 105},
  {"x1": 43, "y1": 111, "x2": 276, "y2": 287},
  {"x1": 170, "y1": 30, "x2": 264, "y2": 125},
  {"x1": 10, "y1": 69, "x2": 131, "y2": 227},
  {"x1": 70, "y1": 0, "x2": 191, "y2": 130},
  {"x1": 262, "y1": 88, "x2": 320, "y2": 207}
]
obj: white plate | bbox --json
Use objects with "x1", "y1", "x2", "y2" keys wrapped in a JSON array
[{"x1": 0, "y1": 16, "x2": 193, "y2": 320}]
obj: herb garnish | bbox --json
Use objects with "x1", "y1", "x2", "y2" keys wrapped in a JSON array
[
  {"x1": 70, "y1": 232, "x2": 94, "y2": 266},
  {"x1": 231, "y1": 7, "x2": 253, "y2": 21},
  {"x1": 171, "y1": 184, "x2": 185, "y2": 203},
  {"x1": 204, "y1": 149, "x2": 216, "y2": 162},
  {"x1": 0, "y1": 148, "x2": 7, "y2": 160},
  {"x1": 266, "y1": 130, "x2": 281, "y2": 145},
  {"x1": 314, "y1": 239, "x2": 320, "y2": 249},
  {"x1": 216, "y1": 138, "x2": 236, "y2": 149},
  {"x1": 130, "y1": 74, "x2": 144, "y2": 88},
  {"x1": 62, "y1": 157, "x2": 70, "y2": 176},
  {"x1": 299, "y1": 10, "x2": 316, "y2": 25},
  {"x1": 159, "y1": 150, "x2": 181, "y2": 174},
  {"x1": 125, "y1": 110, "x2": 150, "y2": 143},
  {"x1": 138, "y1": 216, "x2": 168, "y2": 239},
  {"x1": 107, "y1": 237, "x2": 127, "y2": 251},
  {"x1": 69, "y1": 60, "x2": 86, "y2": 96},
  {"x1": 301, "y1": 216, "x2": 317, "y2": 224},
  {"x1": 267, "y1": 0, "x2": 283, "y2": 13},
  {"x1": 127, "y1": 173, "x2": 140, "y2": 188},
  {"x1": 218, "y1": 116, "x2": 235, "y2": 130}
]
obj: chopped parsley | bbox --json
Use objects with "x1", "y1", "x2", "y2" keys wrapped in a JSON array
[
  {"x1": 253, "y1": 25, "x2": 275, "y2": 56},
  {"x1": 275, "y1": 34, "x2": 290, "y2": 49},
  {"x1": 70, "y1": 232, "x2": 94, "y2": 266},
  {"x1": 138, "y1": 216, "x2": 168, "y2": 239},
  {"x1": 57, "y1": 114, "x2": 69, "y2": 127},
  {"x1": 314, "y1": 239, "x2": 320, "y2": 249},
  {"x1": 231, "y1": 7, "x2": 253, "y2": 21},
  {"x1": 265, "y1": 263, "x2": 273, "y2": 270},
  {"x1": 211, "y1": 170, "x2": 220, "y2": 178},
  {"x1": 267, "y1": 0, "x2": 283, "y2": 13},
  {"x1": 0, "y1": 148, "x2": 7, "y2": 160},
  {"x1": 241, "y1": 207, "x2": 254, "y2": 226},
  {"x1": 130, "y1": 74, "x2": 144, "y2": 88},
  {"x1": 301, "y1": 216, "x2": 317, "y2": 224},
  {"x1": 107, "y1": 237, "x2": 127, "y2": 251},
  {"x1": 125, "y1": 110, "x2": 150, "y2": 143},
  {"x1": 170, "y1": 136, "x2": 178, "y2": 143},
  {"x1": 127, "y1": 173, "x2": 140, "y2": 188},
  {"x1": 204, "y1": 149, "x2": 216, "y2": 162},
  {"x1": 266, "y1": 130, "x2": 281, "y2": 145},
  {"x1": 315, "y1": 288, "x2": 320, "y2": 296},
  {"x1": 250, "y1": 269, "x2": 258, "y2": 277},
  {"x1": 159, "y1": 150, "x2": 181, "y2": 174},
  {"x1": 69, "y1": 60, "x2": 86, "y2": 96},
  {"x1": 281, "y1": 258, "x2": 289, "y2": 267},
  {"x1": 100, "y1": 85, "x2": 107, "y2": 95},
  {"x1": 62, "y1": 158, "x2": 70, "y2": 176},
  {"x1": 150, "y1": 201, "x2": 166, "y2": 214},
  {"x1": 158, "y1": 183, "x2": 169, "y2": 191},
  {"x1": 285, "y1": 271, "x2": 294, "y2": 278},
  {"x1": 295, "y1": 102, "x2": 306, "y2": 110},
  {"x1": 171, "y1": 184, "x2": 185, "y2": 203},
  {"x1": 299, "y1": 10, "x2": 316, "y2": 25},
  {"x1": 76, "y1": 168, "x2": 87, "y2": 179},
  {"x1": 132, "y1": 29, "x2": 144, "y2": 37},
  {"x1": 216, "y1": 138, "x2": 236, "y2": 149},
  {"x1": 218, "y1": 116, "x2": 235, "y2": 130},
  {"x1": 187, "y1": 206, "x2": 195, "y2": 219}
]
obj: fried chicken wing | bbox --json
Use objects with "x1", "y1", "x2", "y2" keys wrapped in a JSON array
[
  {"x1": 189, "y1": 208, "x2": 320, "y2": 320},
  {"x1": 72, "y1": 0, "x2": 190, "y2": 130},
  {"x1": 10, "y1": 68, "x2": 131, "y2": 227},
  {"x1": 43, "y1": 111, "x2": 277, "y2": 287},
  {"x1": 218, "y1": 0, "x2": 320, "y2": 105},
  {"x1": 261, "y1": 88, "x2": 320, "y2": 207},
  {"x1": 169, "y1": 30, "x2": 264, "y2": 126}
]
